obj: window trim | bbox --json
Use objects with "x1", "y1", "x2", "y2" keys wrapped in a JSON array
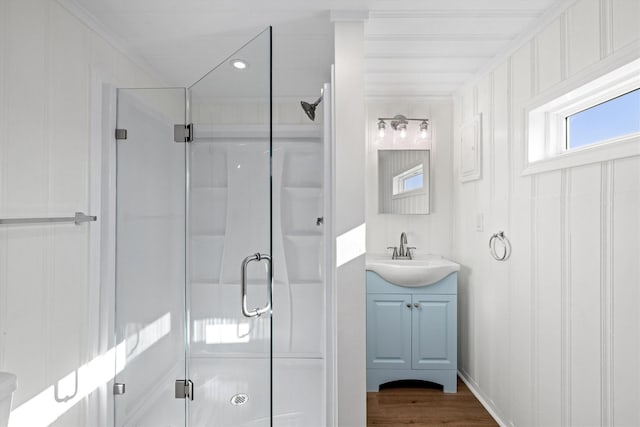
[{"x1": 523, "y1": 43, "x2": 640, "y2": 176}]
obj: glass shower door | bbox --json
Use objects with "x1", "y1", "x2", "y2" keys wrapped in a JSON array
[
  {"x1": 187, "y1": 28, "x2": 273, "y2": 426},
  {"x1": 114, "y1": 88, "x2": 188, "y2": 427}
]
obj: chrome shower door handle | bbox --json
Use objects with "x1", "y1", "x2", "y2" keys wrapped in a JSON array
[{"x1": 241, "y1": 253, "x2": 272, "y2": 318}]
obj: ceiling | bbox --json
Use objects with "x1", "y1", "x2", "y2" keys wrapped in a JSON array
[{"x1": 64, "y1": 0, "x2": 566, "y2": 98}]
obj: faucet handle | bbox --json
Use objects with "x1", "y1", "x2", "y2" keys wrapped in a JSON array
[
  {"x1": 387, "y1": 246, "x2": 398, "y2": 259},
  {"x1": 405, "y1": 247, "x2": 416, "y2": 259}
]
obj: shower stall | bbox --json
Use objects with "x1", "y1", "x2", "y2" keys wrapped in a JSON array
[{"x1": 110, "y1": 28, "x2": 331, "y2": 426}]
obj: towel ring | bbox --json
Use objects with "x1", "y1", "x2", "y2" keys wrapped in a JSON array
[{"x1": 489, "y1": 231, "x2": 511, "y2": 261}]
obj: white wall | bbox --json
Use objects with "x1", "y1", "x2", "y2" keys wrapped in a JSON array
[
  {"x1": 0, "y1": 1, "x2": 163, "y2": 425},
  {"x1": 366, "y1": 100, "x2": 453, "y2": 258},
  {"x1": 333, "y1": 19, "x2": 367, "y2": 427},
  {"x1": 452, "y1": 0, "x2": 640, "y2": 425}
]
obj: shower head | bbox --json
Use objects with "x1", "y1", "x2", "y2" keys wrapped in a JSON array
[{"x1": 300, "y1": 93, "x2": 323, "y2": 121}]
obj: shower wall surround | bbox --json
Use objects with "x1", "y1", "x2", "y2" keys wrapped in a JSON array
[
  {"x1": 186, "y1": 98, "x2": 327, "y2": 426},
  {"x1": 189, "y1": 133, "x2": 325, "y2": 358}
]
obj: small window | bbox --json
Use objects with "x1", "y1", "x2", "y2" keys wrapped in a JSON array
[
  {"x1": 392, "y1": 164, "x2": 423, "y2": 196},
  {"x1": 566, "y1": 88, "x2": 640, "y2": 149},
  {"x1": 402, "y1": 173, "x2": 423, "y2": 192},
  {"x1": 524, "y1": 55, "x2": 640, "y2": 175}
]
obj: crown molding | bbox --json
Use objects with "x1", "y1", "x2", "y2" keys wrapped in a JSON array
[
  {"x1": 369, "y1": 9, "x2": 542, "y2": 19},
  {"x1": 365, "y1": 95, "x2": 453, "y2": 103},
  {"x1": 366, "y1": 66, "x2": 479, "y2": 74},
  {"x1": 366, "y1": 34, "x2": 513, "y2": 42},
  {"x1": 365, "y1": 86, "x2": 457, "y2": 97},
  {"x1": 366, "y1": 52, "x2": 493, "y2": 59},
  {"x1": 330, "y1": 10, "x2": 370, "y2": 22},
  {"x1": 56, "y1": 0, "x2": 167, "y2": 86}
]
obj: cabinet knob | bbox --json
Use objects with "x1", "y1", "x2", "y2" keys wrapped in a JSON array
[
  {"x1": 406, "y1": 303, "x2": 412, "y2": 309},
  {"x1": 413, "y1": 303, "x2": 420, "y2": 309}
]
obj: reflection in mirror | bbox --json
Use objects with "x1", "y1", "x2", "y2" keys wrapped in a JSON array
[
  {"x1": 393, "y1": 163, "x2": 424, "y2": 196},
  {"x1": 378, "y1": 150, "x2": 430, "y2": 214}
]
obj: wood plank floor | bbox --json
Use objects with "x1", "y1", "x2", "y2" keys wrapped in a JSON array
[{"x1": 367, "y1": 377, "x2": 498, "y2": 426}]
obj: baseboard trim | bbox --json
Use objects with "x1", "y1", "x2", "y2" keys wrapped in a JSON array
[{"x1": 457, "y1": 370, "x2": 509, "y2": 427}]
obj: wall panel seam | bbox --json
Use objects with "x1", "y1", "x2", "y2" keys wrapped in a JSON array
[
  {"x1": 505, "y1": 57, "x2": 514, "y2": 426},
  {"x1": 530, "y1": 176, "x2": 538, "y2": 427},
  {"x1": 531, "y1": 38, "x2": 539, "y2": 97},
  {"x1": 44, "y1": 0, "x2": 55, "y2": 390},
  {"x1": 560, "y1": 12, "x2": 569, "y2": 81},
  {"x1": 489, "y1": 72, "x2": 495, "y2": 202},
  {"x1": 560, "y1": 169, "x2": 572, "y2": 427},
  {"x1": 488, "y1": 69, "x2": 496, "y2": 413},
  {"x1": 0, "y1": 0, "x2": 7, "y2": 369},
  {"x1": 473, "y1": 86, "x2": 479, "y2": 116},
  {"x1": 530, "y1": 38, "x2": 539, "y2": 425},
  {"x1": 600, "y1": 161, "x2": 614, "y2": 426},
  {"x1": 472, "y1": 85, "x2": 479, "y2": 381},
  {"x1": 599, "y1": 0, "x2": 614, "y2": 59},
  {"x1": 506, "y1": 62, "x2": 513, "y2": 237},
  {"x1": 608, "y1": 161, "x2": 615, "y2": 427},
  {"x1": 449, "y1": 101, "x2": 455, "y2": 258}
]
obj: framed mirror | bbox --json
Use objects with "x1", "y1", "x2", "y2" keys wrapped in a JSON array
[{"x1": 378, "y1": 149, "x2": 430, "y2": 214}]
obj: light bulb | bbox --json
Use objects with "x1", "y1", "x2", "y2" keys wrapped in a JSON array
[
  {"x1": 419, "y1": 120, "x2": 429, "y2": 139},
  {"x1": 399, "y1": 126, "x2": 407, "y2": 139},
  {"x1": 377, "y1": 120, "x2": 386, "y2": 138}
]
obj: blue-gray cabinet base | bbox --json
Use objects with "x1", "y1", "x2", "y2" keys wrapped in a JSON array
[{"x1": 366, "y1": 271, "x2": 457, "y2": 393}]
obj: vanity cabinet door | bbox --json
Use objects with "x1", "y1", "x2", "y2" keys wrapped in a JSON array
[
  {"x1": 366, "y1": 293, "x2": 412, "y2": 370},
  {"x1": 411, "y1": 294, "x2": 457, "y2": 370}
]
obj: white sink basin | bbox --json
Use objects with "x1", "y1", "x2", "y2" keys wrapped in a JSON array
[{"x1": 366, "y1": 254, "x2": 460, "y2": 287}]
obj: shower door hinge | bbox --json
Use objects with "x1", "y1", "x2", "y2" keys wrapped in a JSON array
[
  {"x1": 175, "y1": 379, "x2": 194, "y2": 400},
  {"x1": 174, "y1": 123, "x2": 193, "y2": 143},
  {"x1": 115, "y1": 129, "x2": 128, "y2": 140}
]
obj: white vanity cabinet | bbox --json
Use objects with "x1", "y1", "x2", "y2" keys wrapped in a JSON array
[{"x1": 366, "y1": 270, "x2": 457, "y2": 393}]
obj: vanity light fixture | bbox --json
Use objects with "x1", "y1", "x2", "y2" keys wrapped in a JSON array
[
  {"x1": 376, "y1": 115, "x2": 430, "y2": 140},
  {"x1": 419, "y1": 120, "x2": 429, "y2": 139},
  {"x1": 396, "y1": 121, "x2": 408, "y2": 139},
  {"x1": 377, "y1": 119, "x2": 386, "y2": 138}
]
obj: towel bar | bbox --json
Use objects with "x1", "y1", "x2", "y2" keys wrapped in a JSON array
[{"x1": 0, "y1": 212, "x2": 97, "y2": 226}]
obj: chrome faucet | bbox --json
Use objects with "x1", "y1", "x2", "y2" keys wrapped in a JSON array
[
  {"x1": 388, "y1": 232, "x2": 416, "y2": 260},
  {"x1": 399, "y1": 232, "x2": 407, "y2": 257}
]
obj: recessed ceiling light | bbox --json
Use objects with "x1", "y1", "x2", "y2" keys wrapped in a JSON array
[{"x1": 231, "y1": 59, "x2": 248, "y2": 70}]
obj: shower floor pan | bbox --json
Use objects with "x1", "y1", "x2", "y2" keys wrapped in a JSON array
[{"x1": 127, "y1": 358, "x2": 324, "y2": 427}]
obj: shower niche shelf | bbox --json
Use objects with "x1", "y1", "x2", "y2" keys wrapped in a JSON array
[
  {"x1": 283, "y1": 235, "x2": 323, "y2": 283},
  {"x1": 191, "y1": 186, "x2": 227, "y2": 191},
  {"x1": 284, "y1": 231, "x2": 322, "y2": 237},
  {"x1": 280, "y1": 140, "x2": 324, "y2": 288},
  {"x1": 283, "y1": 185, "x2": 322, "y2": 191},
  {"x1": 191, "y1": 232, "x2": 225, "y2": 237},
  {"x1": 288, "y1": 279, "x2": 323, "y2": 286},
  {"x1": 282, "y1": 187, "x2": 322, "y2": 234},
  {"x1": 282, "y1": 149, "x2": 322, "y2": 188}
]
